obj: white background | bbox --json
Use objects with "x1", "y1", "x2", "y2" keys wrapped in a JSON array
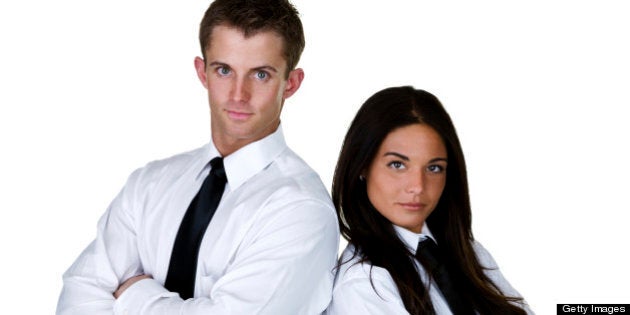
[{"x1": 1, "y1": 1, "x2": 628, "y2": 313}]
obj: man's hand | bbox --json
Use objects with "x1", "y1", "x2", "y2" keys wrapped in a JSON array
[{"x1": 114, "y1": 274, "x2": 152, "y2": 299}]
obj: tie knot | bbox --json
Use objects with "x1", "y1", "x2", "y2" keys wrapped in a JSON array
[
  {"x1": 415, "y1": 237, "x2": 441, "y2": 271},
  {"x1": 209, "y1": 157, "x2": 226, "y2": 180},
  {"x1": 415, "y1": 237, "x2": 475, "y2": 314},
  {"x1": 416, "y1": 237, "x2": 438, "y2": 253}
]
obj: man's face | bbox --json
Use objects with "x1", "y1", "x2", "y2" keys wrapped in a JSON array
[{"x1": 195, "y1": 25, "x2": 304, "y2": 156}]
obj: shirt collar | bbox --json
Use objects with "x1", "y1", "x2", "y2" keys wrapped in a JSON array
[
  {"x1": 393, "y1": 223, "x2": 437, "y2": 255},
  {"x1": 204, "y1": 124, "x2": 287, "y2": 191}
]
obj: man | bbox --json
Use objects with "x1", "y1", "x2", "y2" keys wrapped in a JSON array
[{"x1": 56, "y1": 0, "x2": 339, "y2": 314}]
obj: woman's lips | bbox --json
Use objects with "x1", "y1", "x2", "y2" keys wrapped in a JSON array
[{"x1": 398, "y1": 202, "x2": 424, "y2": 210}]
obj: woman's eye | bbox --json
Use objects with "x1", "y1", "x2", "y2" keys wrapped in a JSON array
[
  {"x1": 387, "y1": 161, "x2": 405, "y2": 170},
  {"x1": 427, "y1": 164, "x2": 445, "y2": 173}
]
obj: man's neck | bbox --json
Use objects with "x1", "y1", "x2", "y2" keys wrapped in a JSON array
[{"x1": 211, "y1": 125, "x2": 280, "y2": 157}]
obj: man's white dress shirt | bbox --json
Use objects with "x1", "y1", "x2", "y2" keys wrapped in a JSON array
[
  {"x1": 326, "y1": 224, "x2": 533, "y2": 315},
  {"x1": 57, "y1": 126, "x2": 340, "y2": 315}
]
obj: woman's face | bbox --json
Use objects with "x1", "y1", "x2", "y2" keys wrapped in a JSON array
[{"x1": 365, "y1": 124, "x2": 448, "y2": 233}]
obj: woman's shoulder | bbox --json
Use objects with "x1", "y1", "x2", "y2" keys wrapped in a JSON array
[
  {"x1": 328, "y1": 244, "x2": 409, "y2": 314},
  {"x1": 471, "y1": 240, "x2": 534, "y2": 312},
  {"x1": 335, "y1": 244, "x2": 398, "y2": 287},
  {"x1": 471, "y1": 240, "x2": 500, "y2": 269}
]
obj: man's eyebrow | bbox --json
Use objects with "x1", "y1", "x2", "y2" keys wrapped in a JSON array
[
  {"x1": 383, "y1": 152, "x2": 409, "y2": 161},
  {"x1": 206, "y1": 62, "x2": 278, "y2": 74},
  {"x1": 252, "y1": 65, "x2": 278, "y2": 73},
  {"x1": 208, "y1": 61, "x2": 229, "y2": 68}
]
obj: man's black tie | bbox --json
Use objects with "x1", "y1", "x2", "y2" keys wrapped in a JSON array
[
  {"x1": 165, "y1": 157, "x2": 227, "y2": 299},
  {"x1": 415, "y1": 237, "x2": 475, "y2": 315}
]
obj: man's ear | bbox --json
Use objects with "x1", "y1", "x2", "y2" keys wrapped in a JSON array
[
  {"x1": 283, "y1": 68, "x2": 304, "y2": 99},
  {"x1": 194, "y1": 56, "x2": 208, "y2": 87}
]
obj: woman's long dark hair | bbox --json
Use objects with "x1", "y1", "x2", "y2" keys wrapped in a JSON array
[{"x1": 332, "y1": 86, "x2": 526, "y2": 314}]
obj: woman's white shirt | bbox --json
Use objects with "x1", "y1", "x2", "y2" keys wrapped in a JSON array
[{"x1": 325, "y1": 224, "x2": 534, "y2": 315}]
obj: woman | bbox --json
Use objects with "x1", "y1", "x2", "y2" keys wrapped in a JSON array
[{"x1": 327, "y1": 87, "x2": 533, "y2": 314}]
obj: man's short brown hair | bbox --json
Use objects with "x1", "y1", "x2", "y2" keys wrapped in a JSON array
[{"x1": 199, "y1": 0, "x2": 305, "y2": 78}]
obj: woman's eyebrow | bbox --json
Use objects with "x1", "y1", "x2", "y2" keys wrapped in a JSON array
[
  {"x1": 429, "y1": 157, "x2": 448, "y2": 163},
  {"x1": 383, "y1": 152, "x2": 409, "y2": 161}
]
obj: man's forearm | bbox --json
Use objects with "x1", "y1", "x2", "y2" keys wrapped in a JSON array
[{"x1": 114, "y1": 274, "x2": 153, "y2": 299}]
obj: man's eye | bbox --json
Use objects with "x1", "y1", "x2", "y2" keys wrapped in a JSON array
[
  {"x1": 256, "y1": 71, "x2": 268, "y2": 80},
  {"x1": 217, "y1": 67, "x2": 231, "y2": 75}
]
